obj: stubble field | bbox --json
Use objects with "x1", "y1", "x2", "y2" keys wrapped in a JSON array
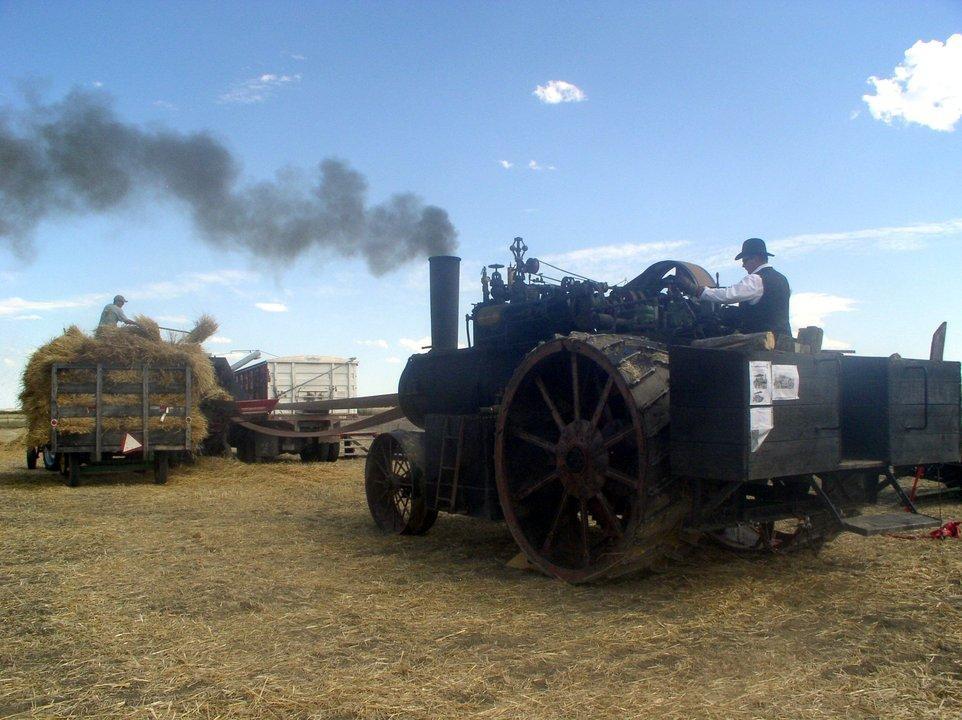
[{"x1": 1, "y1": 428, "x2": 960, "y2": 719}]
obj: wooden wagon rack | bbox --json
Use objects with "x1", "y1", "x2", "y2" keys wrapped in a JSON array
[{"x1": 50, "y1": 362, "x2": 192, "y2": 485}]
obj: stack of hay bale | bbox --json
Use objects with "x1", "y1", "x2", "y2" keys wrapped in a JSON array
[{"x1": 20, "y1": 314, "x2": 229, "y2": 451}]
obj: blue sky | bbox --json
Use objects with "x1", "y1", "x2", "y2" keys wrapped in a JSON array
[{"x1": 1, "y1": 1, "x2": 961, "y2": 408}]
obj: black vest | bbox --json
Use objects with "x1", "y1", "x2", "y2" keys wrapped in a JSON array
[{"x1": 738, "y1": 266, "x2": 791, "y2": 337}]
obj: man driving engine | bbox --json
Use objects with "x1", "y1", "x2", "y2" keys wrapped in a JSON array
[{"x1": 682, "y1": 237, "x2": 791, "y2": 341}]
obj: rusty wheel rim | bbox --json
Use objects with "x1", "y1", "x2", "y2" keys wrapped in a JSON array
[
  {"x1": 495, "y1": 338, "x2": 647, "y2": 582},
  {"x1": 365, "y1": 434, "x2": 417, "y2": 534}
]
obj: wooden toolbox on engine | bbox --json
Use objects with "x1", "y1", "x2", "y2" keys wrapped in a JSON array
[
  {"x1": 669, "y1": 346, "x2": 842, "y2": 481},
  {"x1": 840, "y1": 356, "x2": 960, "y2": 466}
]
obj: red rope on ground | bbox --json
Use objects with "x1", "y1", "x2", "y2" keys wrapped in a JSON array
[{"x1": 887, "y1": 520, "x2": 960, "y2": 540}]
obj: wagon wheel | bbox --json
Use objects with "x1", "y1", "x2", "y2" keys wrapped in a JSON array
[
  {"x1": 365, "y1": 433, "x2": 437, "y2": 535},
  {"x1": 326, "y1": 441, "x2": 340, "y2": 462},
  {"x1": 26, "y1": 447, "x2": 38, "y2": 470},
  {"x1": 495, "y1": 335, "x2": 684, "y2": 583},
  {"x1": 153, "y1": 451, "x2": 169, "y2": 485}
]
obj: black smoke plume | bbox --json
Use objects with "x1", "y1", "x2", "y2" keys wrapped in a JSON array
[{"x1": 0, "y1": 89, "x2": 457, "y2": 274}]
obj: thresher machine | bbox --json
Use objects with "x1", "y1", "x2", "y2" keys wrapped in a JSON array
[{"x1": 365, "y1": 238, "x2": 960, "y2": 582}]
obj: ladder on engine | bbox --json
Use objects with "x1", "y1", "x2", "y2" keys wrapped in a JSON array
[{"x1": 436, "y1": 416, "x2": 465, "y2": 512}]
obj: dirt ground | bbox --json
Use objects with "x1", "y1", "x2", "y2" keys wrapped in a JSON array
[{"x1": 1, "y1": 428, "x2": 960, "y2": 719}]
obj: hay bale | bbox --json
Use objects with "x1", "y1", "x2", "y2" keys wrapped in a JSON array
[
  {"x1": 184, "y1": 314, "x2": 218, "y2": 344},
  {"x1": 19, "y1": 316, "x2": 229, "y2": 449}
]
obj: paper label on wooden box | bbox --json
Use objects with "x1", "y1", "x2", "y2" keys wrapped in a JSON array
[
  {"x1": 750, "y1": 407, "x2": 774, "y2": 452},
  {"x1": 748, "y1": 361, "x2": 772, "y2": 405},
  {"x1": 772, "y1": 364, "x2": 800, "y2": 401}
]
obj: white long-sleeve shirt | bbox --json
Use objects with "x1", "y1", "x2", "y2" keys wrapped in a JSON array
[{"x1": 698, "y1": 264, "x2": 770, "y2": 305}]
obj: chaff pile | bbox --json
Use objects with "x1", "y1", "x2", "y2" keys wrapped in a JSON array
[{"x1": 19, "y1": 314, "x2": 228, "y2": 449}]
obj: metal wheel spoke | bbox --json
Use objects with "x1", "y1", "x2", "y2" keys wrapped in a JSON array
[
  {"x1": 579, "y1": 499, "x2": 590, "y2": 565},
  {"x1": 541, "y1": 489, "x2": 571, "y2": 553},
  {"x1": 374, "y1": 452, "x2": 392, "y2": 480},
  {"x1": 512, "y1": 428, "x2": 557, "y2": 454},
  {"x1": 534, "y1": 375, "x2": 566, "y2": 431},
  {"x1": 592, "y1": 492, "x2": 624, "y2": 539},
  {"x1": 517, "y1": 469, "x2": 560, "y2": 500},
  {"x1": 571, "y1": 352, "x2": 580, "y2": 421},
  {"x1": 605, "y1": 467, "x2": 640, "y2": 489},
  {"x1": 589, "y1": 376, "x2": 614, "y2": 430},
  {"x1": 603, "y1": 425, "x2": 635, "y2": 449}
]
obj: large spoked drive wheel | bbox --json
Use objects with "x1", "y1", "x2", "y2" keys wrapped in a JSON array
[
  {"x1": 365, "y1": 432, "x2": 437, "y2": 535},
  {"x1": 496, "y1": 334, "x2": 687, "y2": 583}
]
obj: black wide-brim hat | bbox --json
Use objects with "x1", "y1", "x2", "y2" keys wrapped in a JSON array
[{"x1": 734, "y1": 237, "x2": 773, "y2": 260}]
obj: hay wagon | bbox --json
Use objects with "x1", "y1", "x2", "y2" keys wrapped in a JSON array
[{"x1": 49, "y1": 362, "x2": 193, "y2": 486}]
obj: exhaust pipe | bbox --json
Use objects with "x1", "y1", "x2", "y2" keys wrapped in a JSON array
[{"x1": 428, "y1": 255, "x2": 460, "y2": 351}]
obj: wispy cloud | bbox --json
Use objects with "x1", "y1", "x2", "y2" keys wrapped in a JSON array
[
  {"x1": 499, "y1": 160, "x2": 513, "y2": 169},
  {"x1": 137, "y1": 270, "x2": 257, "y2": 300},
  {"x1": 11, "y1": 314, "x2": 42, "y2": 321},
  {"x1": 255, "y1": 302, "x2": 288, "y2": 313},
  {"x1": 0, "y1": 293, "x2": 104, "y2": 317},
  {"x1": 528, "y1": 160, "x2": 556, "y2": 171},
  {"x1": 153, "y1": 100, "x2": 176, "y2": 110},
  {"x1": 357, "y1": 339, "x2": 389, "y2": 349},
  {"x1": 92, "y1": 81, "x2": 103, "y2": 88},
  {"x1": 533, "y1": 80, "x2": 586, "y2": 104},
  {"x1": 218, "y1": 73, "x2": 302, "y2": 104},
  {"x1": 157, "y1": 315, "x2": 189, "y2": 324},
  {"x1": 287, "y1": 53, "x2": 306, "y2": 61},
  {"x1": 701, "y1": 218, "x2": 962, "y2": 269},
  {"x1": 791, "y1": 293, "x2": 858, "y2": 328},
  {"x1": 863, "y1": 34, "x2": 962, "y2": 132},
  {"x1": 205, "y1": 335, "x2": 233, "y2": 345},
  {"x1": 3, "y1": 358, "x2": 16, "y2": 367},
  {"x1": 542, "y1": 241, "x2": 690, "y2": 283},
  {"x1": 398, "y1": 336, "x2": 431, "y2": 352},
  {"x1": 385, "y1": 356, "x2": 402, "y2": 364}
]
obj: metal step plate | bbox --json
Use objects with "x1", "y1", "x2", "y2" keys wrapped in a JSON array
[{"x1": 842, "y1": 513, "x2": 942, "y2": 537}]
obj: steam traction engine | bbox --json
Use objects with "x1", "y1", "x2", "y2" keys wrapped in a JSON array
[{"x1": 365, "y1": 239, "x2": 960, "y2": 583}]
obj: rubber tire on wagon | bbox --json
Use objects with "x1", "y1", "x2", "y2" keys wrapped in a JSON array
[
  {"x1": 26, "y1": 447, "x2": 38, "y2": 469},
  {"x1": 67, "y1": 456, "x2": 81, "y2": 487},
  {"x1": 154, "y1": 451, "x2": 169, "y2": 484},
  {"x1": 326, "y1": 441, "x2": 340, "y2": 462}
]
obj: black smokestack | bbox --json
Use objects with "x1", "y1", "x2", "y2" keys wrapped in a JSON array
[
  {"x1": 429, "y1": 255, "x2": 461, "y2": 351},
  {"x1": 0, "y1": 89, "x2": 457, "y2": 274}
]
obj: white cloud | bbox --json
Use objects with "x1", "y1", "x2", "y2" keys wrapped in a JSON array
[
  {"x1": 499, "y1": 160, "x2": 513, "y2": 169},
  {"x1": 153, "y1": 100, "x2": 176, "y2": 110},
  {"x1": 92, "y1": 81, "x2": 103, "y2": 88},
  {"x1": 790, "y1": 293, "x2": 858, "y2": 328},
  {"x1": 3, "y1": 358, "x2": 16, "y2": 367},
  {"x1": 399, "y1": 336, "x2": 431, "y2": 352},
  {"x1": 863, "y1": 34, "x2": 962, "y2": 132},
  {"x1": 157, "y1": 315, "x2": 190, "y2": 324},
  {"x1": 533, "y1": 80, "x2": 586, "y2": 104},
  {"x1": 11, "y1": 315, "x2": 42, "y2": 321},
  {"x1": 528, "y1": 160, "x2": 556, "y2": 171},
  {"x1": 385, "y1": 357, "x2": 402, "y2": 364},
  {"x1": 288, "y1": 53, "x2": 306, "y2": 61},
  {"x1": 255, "y1": 302, "x2": 288, "y2": 313},
  {"x1": 357, "y1": 339, "x2": 389, "y2": 349},
  {"x1": 205, "y1": 335, "x2": 233, "y2": 345},
  {"x1": 821, "y1": 338, "x2": 853, "y2": 351},
  {"x1": 0, "y1": 293, "x2": 104, "y2": 317},
  {"x1": 218, "y1": 73, "x2": 302, "y2": 104}
]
